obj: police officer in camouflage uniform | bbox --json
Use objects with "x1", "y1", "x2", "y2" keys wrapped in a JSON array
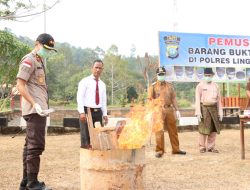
[
  {"x1": 148, "y1": 66, "x2": 186, "y2": 158},
  {"x1": 17, "y1": 33, "x2": 57, "y2": 190}
]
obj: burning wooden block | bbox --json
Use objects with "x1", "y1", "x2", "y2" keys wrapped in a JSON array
[
  {"x1": 86, "y1": 107, "x2": 126, "y2": 150},
  {"x1": 80, "y1": 108, "x2": 146, "y2": 190},
  {"x1": 92, "y1": 126, "x2": 118, "y2": 150}
]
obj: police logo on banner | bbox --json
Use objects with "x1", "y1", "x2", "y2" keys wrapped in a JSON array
[{"x1": 164, "y1": 35, "x2": 180, "y2": 59}]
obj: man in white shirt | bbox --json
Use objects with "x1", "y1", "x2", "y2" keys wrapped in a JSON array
[{"x1": 77, "y1": 59, "x2": 108, "y2": 149}]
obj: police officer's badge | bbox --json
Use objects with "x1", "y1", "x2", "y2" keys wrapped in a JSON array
[
  {"x1": 164, "y1": 35, "x2": 180, "y2": 59},
  {"x1": 37, "y1": 74, "x2": 45, "y2": 84}
]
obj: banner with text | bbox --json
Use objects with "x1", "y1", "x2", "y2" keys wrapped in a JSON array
[{"x1": 159, "y1": 31, "x2": 250, "y2": 82}]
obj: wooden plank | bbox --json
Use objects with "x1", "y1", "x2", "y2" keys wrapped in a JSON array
[
  {"x1": 221, "y1": 96, "x2": 249, "y2": 110},
  {"x1": 231, "y1": 97, "x2": 234, "y2": 107},
  {"x1": 86, "y1": 107, "x2": 119, "y2": 150},
  {"x1": 238, "y1": 83, "x2": 241, "y2": 98},
  {"x1": 86, "y1": 108, "x2": 101, "y2": 150},
  {"x1": 236, "y1": 97, "x2": 239, "y2": 107},
  {"x1": 225, "y1": 97, "x2": 229, "y2": 107},
  {"x1": 229, "y1": 97, "x2": 232, "y2": 107},
  {"x1": 98, "y1": 130, "x2": 118, "y2": 150}
]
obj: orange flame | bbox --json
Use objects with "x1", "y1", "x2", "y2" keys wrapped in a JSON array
[{"x1": 118, "y1": 100, "x2": 164, "y2": 149}]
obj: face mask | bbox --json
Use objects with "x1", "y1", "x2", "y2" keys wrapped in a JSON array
[
  {"x1": 204, "y1": 76, "x2": 213, "y2": 83},
  {"x1": 157, "y1": 75, "x2": 165, "y2": 82},
  {"x1": 37, "y1": 47, "x2": 51, "y2": 59}
]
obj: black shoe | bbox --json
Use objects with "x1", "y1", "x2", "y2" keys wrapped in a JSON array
[
  {"x1": 80, "y1": 144, "x2": 92, "y2": 149},
  {"x1": 172, "y1": 150, "x2": 186, "y2": 155},
  {"x1": 200, "y1": 148, "x2": 206, "y2": 153},
  {"x1": 207, "y1": 148, "x2": 219, "y2": 153},
  {"x1": 155, "y1": 151, "x2": 163, "y2": 158},
  {"x1": 26, "y1": 181, "x2": 52, "y2": 190},
  {"x1": 19, "y1": 178, "x2": 27, "y2": 190},
  {"x1": 19, "y1": 185, "x2": 26, "y2": 190},
  {"x1": 19, "y1": 186, "x2": 26, "y2": 190}
]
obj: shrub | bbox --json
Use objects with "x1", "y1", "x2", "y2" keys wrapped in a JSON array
[{"x1": 178, "y1": 99, "x2": 191, "y2": 108}]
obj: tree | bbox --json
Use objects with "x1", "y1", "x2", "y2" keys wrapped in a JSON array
[
  {"x1": 0, "y1": 30, "x2": 30, "y2": 110},
  {"x1": 0, "y1": 0, "x2": 60, "y2": 21},
  {"x1": 0, "y1": 0, "x2": 31, "y2": 18},
  {"x1": 103, "y1": 45, "x2": 129, "y2": 105},
  {"x1": 130, "y1": 44, "x2": 136, "y2": 57},
  {"x1": 94, "y1": 46, "x2": 105, "y2": 59},
  {"x1": 0, "y1": 30, "x2": 30, "y2": 86},
  {"x1": 127, "y1": 86, "x2": 138, "y2": 103},
  {"x1": 136, "y1": 53, "x2": 159, "y2": 90}
]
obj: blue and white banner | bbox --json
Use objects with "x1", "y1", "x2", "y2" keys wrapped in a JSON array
[
  {"x1": 159, "y1": 32, "x2": 250, "y2": 82},
  {"x1": 160, "y1": 66, "x2": 250, "y2": 83}
]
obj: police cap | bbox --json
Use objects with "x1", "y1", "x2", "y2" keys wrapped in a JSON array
[
  {"x1": 204, "y1": 68, "x2": 214, "y2": 75},
  {"x1": 156, "y1": 66, "x2": 166, "y2": 75},
  {"x1": 36, "y1": 33, "x2": 57, "y2": 52}
]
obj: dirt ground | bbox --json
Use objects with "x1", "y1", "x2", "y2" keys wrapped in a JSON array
[{"x1": 1, "y1": 129, "x2": 250, "y2": 190}]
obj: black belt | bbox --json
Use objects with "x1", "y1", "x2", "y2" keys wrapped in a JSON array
[
  {"x1": 201, "y1": 103, "x2": 217, "y2": 106},
  {"x1": 84, "y1": 107, "x2": 101, "y2": 112}
]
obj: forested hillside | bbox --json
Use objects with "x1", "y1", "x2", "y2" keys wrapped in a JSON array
[
  {"x1": 0, "y1": 30, "x2": 248, "y2": 110},
  {"x1": 0, "y1": 30, "x2": 159, "y2": 107}
]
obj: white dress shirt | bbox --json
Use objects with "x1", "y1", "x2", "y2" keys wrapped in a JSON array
[{"x1": 77, "y1": 74, "x2": 107, "y2": 116}]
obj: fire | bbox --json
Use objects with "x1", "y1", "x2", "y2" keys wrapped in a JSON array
[{"x1": 118, "y1": 100, "x2": 164, "y2": 149}]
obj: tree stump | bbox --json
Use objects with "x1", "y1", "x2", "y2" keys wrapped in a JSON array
[{"x1": 80, "y1": 148, "x2": 145, "y2": 190}]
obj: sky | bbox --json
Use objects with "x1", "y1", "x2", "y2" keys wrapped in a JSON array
[{"x1": 1, "y1": 0, "x2": 250, "y2": 56}]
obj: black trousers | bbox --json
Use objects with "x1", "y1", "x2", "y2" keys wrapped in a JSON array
[
  {"x1": 79, "y1": 108, "x2": 103, "y2": 147},
  {"x1": 22, "y1": 114, "x2": 46, "y2": 174}
]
